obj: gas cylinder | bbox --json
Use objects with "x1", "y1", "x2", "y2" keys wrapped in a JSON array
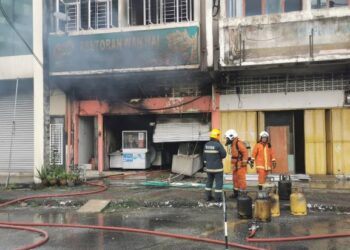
[
  {"x1": 269, "y1": 187, "x2": 280, "y2": 217},
  {"x1": 278, "y1": 175, "x2": 292, "y2": 200},
  {"x1": 290, "y1": 188, "x2": 307, "y2": 216},
  {"x1": 254, "y1": 191, "x2": 271, "y2": 222},
  {"x1": 237, "y1": 191, "x2": 253, "y2": 219}
]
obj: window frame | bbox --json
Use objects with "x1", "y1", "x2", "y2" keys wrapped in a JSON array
[
  {"x1": 242, "y1": 0, "x2": 303, "y2": 16},
  {"x1": 311, "y1": 0, "x2": 350, "y2": 9},
  {"x1": 227, "y1": 0, "x2": 350, "y2": 18}
]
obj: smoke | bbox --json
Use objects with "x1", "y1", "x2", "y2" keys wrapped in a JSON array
[
  {"x1": 0, "y1": 0, "x2": 33, "y2": 57},
  {"x1": 47, "y1": 0, "x2": 207, "y2": 101}
]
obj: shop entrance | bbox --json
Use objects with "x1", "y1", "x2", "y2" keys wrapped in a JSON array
[{"x1": 265, "y1": 110, "x2": 305, "y2": 174}]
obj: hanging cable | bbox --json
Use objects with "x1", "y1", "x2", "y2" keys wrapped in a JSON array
[
  {"x1": 0, "y1": 0, "x2": 43, "y2": 67},
  {"x1": 212, "y1": 0, "x2": 221, "y2": 17},
  {"x1": 5, "y1": 79, "x2": 19, "y2": 189},
  {"x1": 122, "y1": 95, "x2": 204, "y2": 112}
]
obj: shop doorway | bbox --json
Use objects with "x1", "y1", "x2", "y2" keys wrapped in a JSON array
[{"x1": 265, "y1": 110, "x2": 305, "y2": 174}]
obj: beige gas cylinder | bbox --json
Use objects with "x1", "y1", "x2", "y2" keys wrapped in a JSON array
[
  {"x1": 269, "y1": 187, "x2": 280, "y2": 217},
  {"x1": 254, "y1": 191, "x2": 271, "y2": 222},
  {"x1": 290, "y1": 187, "x2": 307, "y2": 216}
]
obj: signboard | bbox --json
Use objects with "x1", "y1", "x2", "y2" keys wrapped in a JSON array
[{"x1": 49, "y1": 26, "x2": 199, "y2": 73}]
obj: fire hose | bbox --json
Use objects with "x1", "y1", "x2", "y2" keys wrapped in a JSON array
[
  {"x1": 246, "y1": 232, "x2": 350, "y2": 243},
  {"x1": 1, "y1": 173, "x2": 350, "y2": 249},
  {"x1": 0, "y1": 178, "x2": 264, "y2": 250}
]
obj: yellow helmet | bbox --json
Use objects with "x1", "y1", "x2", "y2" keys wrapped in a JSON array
[{"x1": 210, "y1": 128, "x2": 221, "y2": 140}]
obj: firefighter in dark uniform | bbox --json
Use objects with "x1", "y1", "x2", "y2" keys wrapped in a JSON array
[{"x1": 203, "y1": 128, "x2": 227, "y2": 202}]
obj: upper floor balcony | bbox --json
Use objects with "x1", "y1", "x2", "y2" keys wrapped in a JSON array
[
  {"x1": 218, "y1": 0, "x2": 350, "y2": 69},
  {"x1": 48, "y1": 0, "x2": 206, "y2": 76}
]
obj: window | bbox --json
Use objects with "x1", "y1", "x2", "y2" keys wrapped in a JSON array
[
  {"x1": 312, "y1": 0, "x2": 348, "y2": 9},
  {"x1": 129, "y1": 0, "x2": 194, "y2": 26},
  {"x1": 266, "y1": 0, "x2": 281, "y2": 14},
  {"x1": 0, "y1": 0, "x2": 32, "y2": 57},
  {"x1": 226, "y1": 0, "x2": 243, "y2": 17},
  {"x1": 329, "y1": 0, "x2": 348, "y2": 7},
  {"x1": 245, "y1": 0, "x2": 262, "y2": 16},
  {"x1": 54, "y1": 0, "x2": 117, "y2": 33},
  {"x1": 285, "y1": 0, "x2": 303, "y2": 12},
  {"x1": 228, "y1": 0, "x2": 303, "y2": 18},
  {"x1": 311, "y1": 0, "x2": 328, "y2": 8}
]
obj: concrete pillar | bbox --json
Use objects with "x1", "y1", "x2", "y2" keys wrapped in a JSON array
[
  {"x1": 205, "y1": 0, "x2": 213, "y2": 68},
  {"x1": 211, "y1": 85, "x2": 220, "y2": 129},
  {"x1": 118, "y1": 0, "x2": 128, "y2": 27},
  {"x1": 66, "y1": 99, "x2": 72, "y2": 169},
  {"x1": 73, "y1": 102, "x2": 80, "y2": 166},
  {"x1": 33, "y1": 0, "x2": 44, "y2": 183},
  {"x1": 97, "y1": 113, "x2": 104, "y2": 173},
  {"x1": 303, "y1": 0, "x2": 312, "y2": 11},
  {"x1": 194, "y1": 0, "x2": 201, "y2": 22}
]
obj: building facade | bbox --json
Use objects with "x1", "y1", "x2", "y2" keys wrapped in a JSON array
[
  {"x1": 0, "y1": 0, "x2": 349, "y2": 181},
  {"x1": 0, "y1": 0, "x2": 45, "y2": 182},
  {"x1": 217, "y1": 0, "x2": 350, "y2": 175}
]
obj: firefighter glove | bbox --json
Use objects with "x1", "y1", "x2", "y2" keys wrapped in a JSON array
[{"x1": 272, "y1": 160, "x2": 277, "y2": 169}]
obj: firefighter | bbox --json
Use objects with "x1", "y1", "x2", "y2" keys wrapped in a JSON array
[
  {"x1": 225, "y1": 129, "x2": 249, "y2": 199},
  {"x1": 203, "y1": 128, "x2": 227, "y2": 202},
  {"x1": 251, "y1": 131, "x2": 276, "y2": 190}
]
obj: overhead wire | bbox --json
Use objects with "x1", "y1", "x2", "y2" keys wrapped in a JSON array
[
  {"x1": 0, "y1": 0, "x2": 43, "y2": 67},
  {"x1": 122, "y1": 95, "x2": 204, "y2": 111}
]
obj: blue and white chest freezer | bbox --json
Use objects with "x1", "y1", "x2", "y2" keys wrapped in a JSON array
[{"x1": 109, "y1": 130, "x2": 151, "y2": 170}]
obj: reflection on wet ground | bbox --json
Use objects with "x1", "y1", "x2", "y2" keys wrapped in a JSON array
[{"x1": 0, "y1": 207, "x2": 349, "y2": 250}]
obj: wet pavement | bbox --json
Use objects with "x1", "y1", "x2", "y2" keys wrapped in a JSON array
[
  {"x1": 0, "y1": 175, "x2": 350, "y2": 250},
  {"x1": 0, "y1": 206, "x2": 349, "y2": 250}
]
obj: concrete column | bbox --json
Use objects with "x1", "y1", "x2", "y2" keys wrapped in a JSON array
[
  {"x1": 97, "y1": 113, "x2": 104, "y2": 173},
  {"x1": 33, "y1": 0, "x2": 44, "y2": 183},
  {"x1": 303, "y1": 0, "x2": 312, "y2": 11},
  {"x1": 205, "y1": 0, "x2": 213, "y2": 68},
  {"x1": 66, "y1": 99, "x2": 72, "y2": 170},
  {"x1": 118, "y1": 0, "x2": 128, "y2": 27},
  {"x1": 194, "y1": 0, "x2": 201, "y2": 22},
  {"x1": 73, "y1": 102, "x2": 80, "y2": 166},
  {"x1": 211, "y1": 85, "x2": 220, "y2": 129}
]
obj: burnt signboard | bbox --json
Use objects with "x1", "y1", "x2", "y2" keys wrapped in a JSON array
[{"x1": 49, "y1": 26, "x2": 200, "y2": 74}]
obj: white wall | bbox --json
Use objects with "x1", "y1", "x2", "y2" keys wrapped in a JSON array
[
  {"x1": 0, "y1": 55, "x2": 33, "y2": 80},
  {"x1": 50, "y1": 89, "x2": 66, "y2": 116},
  {"x1": 79, "y1": 117, "x2": 95, "y2": 165},
  {"x1": 33, "y1": 0, "x2": 44, "y2": 183},
  {"x1": 220, "y1": 91, "x2": 345, "y2": 111}
]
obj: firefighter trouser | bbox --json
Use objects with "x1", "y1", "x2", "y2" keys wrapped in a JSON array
[
  {"x1": 205, "y1": 172, "x2": 223, "y2": 201},
  {"x1": 232, "y1": 167, "x2": 247, "y2": 190},
  {"x1": 257, "y1": 169, "x2": 268, "y2": 186}
]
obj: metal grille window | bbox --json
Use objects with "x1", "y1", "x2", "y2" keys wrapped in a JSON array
[
  {"x1": 129, "y1": 0, "x2": 193, "y2": 26},
  {"x1": 54, "y1": 0, "x2": 115, "y2": 33},
  {"x1": 223, "y1": 73, "x2": 350, "y2": 95},
  {"x1": 226, "y1": 0, "x2": 303, "y2": 17},
  {"x1": 50, "y1": 124, "x2": 64, "y2": 165}
]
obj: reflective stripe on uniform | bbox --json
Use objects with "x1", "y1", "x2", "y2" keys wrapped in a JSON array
[
  {"x1": 205, "y1": 187, "x2": 212, "y2": 191},
  {"x1": 204, "y1": 150, "x2": 219, "y2": 154},
  {"x1": 206, "y1": 168, "x2": 223, "y2": 173},
  {"x1": 214, "y1": 189, "x2": 222, "y2": 193},
  {"x1": 256, "y1": 165, "x2": 271, "y2": 170}
]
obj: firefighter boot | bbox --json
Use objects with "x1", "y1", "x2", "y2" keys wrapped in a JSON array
[
  {"x1": 230, "y1": 189, "x2": 239, "y2": 199},
  {"x1": 205, "y1": 191, "x2": 214, "y2": 202},
  {"x1": 215, "y1": 192, "x2": 223, "y2": 203}
]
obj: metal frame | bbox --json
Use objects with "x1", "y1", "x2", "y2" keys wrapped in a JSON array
[
  {"x1": 141, "y1": 0, "x2": 193, "y2": 25},
  {"x1": 50, "y1": 123, "x2": 64, "y2": 165},
  {"x1": 224, "y1": 73, "x2": 350, "y2": 95},
  {"x1": 55, "y1": 0, "x2": 113, "y2": 32}
]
